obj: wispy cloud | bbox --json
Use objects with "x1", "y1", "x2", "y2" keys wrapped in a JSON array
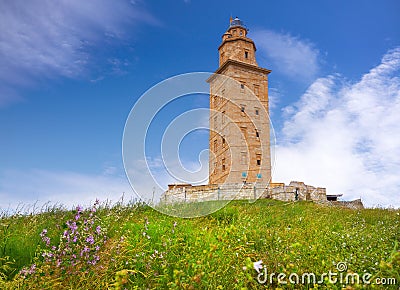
[
  {"x1": 253, "y1": 29, "x2": 321, "y2": 82},
  {"x1": 0, "y1": 0, "x2": 157, "y2": 107},
  {"x1": 273, "y1": 47, "x2": 400, "y2": 208},
  {"x1": 0, "y1": 168, "x2": 134, "y2": 212}
]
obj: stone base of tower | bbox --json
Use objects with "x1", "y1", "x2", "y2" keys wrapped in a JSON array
[{"x1": 161, "y1": 181, "x2": 335, "y2": 204}]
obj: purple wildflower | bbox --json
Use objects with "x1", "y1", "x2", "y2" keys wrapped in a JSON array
[
  {"x1": 69, "y1": 222, "x2": 78, "y2": 232},
  {"x1": 86, "y1": 235, "x2": 94, "y2": 245},
  {"x1": 28, "y1": 264, "x2": 36, "y2": 274},
  {"x1": 43, "y1": 236, "x2": 51, "y2": 246},
  {"x1": 76, "y1": 205, "x2": 83, "y2": 213}
]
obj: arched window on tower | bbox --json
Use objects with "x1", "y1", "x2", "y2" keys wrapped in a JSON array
[{"x1": 256, "y1": 154, "x2": 261, "y2": 166}]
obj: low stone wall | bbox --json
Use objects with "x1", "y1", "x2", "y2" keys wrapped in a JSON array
[
  {"x1": 329, "y1": 199, "x2": 364, "y2": 210},
  {"x1": 162, "y1": 181, "x2": 365, "y2": 209},
  {"x1": 270, "y1": 181, "x2": 327, "y2": 202},
  {"x1": 161, "y1": 183, "x2": 270, "y2": 204},
  {"x1": 161, "y1": 181, "x2": 328, "y2": 204}
]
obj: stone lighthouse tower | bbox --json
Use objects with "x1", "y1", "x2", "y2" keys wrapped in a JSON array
[
  {"x1": 208, "y1": 17, "x2": 272, "y2": 185},
  {"x1": 162, "y1": 17, "x2": 340, "y2": 208}
]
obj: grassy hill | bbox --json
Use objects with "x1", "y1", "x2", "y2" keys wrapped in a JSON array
[{"x1": 0, "y1": 199, "x2": 399, "y2": 289}]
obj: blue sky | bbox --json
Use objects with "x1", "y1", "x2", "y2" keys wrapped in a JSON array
[{"x1": 0, "y1": 0, "x2": 399, "y2": 210}]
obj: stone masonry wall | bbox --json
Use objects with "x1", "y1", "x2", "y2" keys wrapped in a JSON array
[{"x1": 161, "y1": 181, "x2": 327, "y2": 204}]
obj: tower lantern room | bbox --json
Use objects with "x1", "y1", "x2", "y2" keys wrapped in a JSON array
[{"x1": 218, "y1": 17, "x2": 257, "y2": 66}]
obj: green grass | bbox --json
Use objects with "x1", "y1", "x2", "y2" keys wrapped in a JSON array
[{"x1": 0, "y1": 199, "x2": 399, "y2": 289}]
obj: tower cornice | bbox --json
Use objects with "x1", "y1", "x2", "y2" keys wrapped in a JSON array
[
  {"x1": 207, "y1": 59, "x2": 271, "y2": 83},
  {"x1": 218, "y1": 37, "x2": 257, "y2": 52}
]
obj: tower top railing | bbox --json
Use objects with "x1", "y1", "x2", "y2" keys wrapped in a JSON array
[{"x1": 229, "y1": 17, "x2": 247, "y2": 29}]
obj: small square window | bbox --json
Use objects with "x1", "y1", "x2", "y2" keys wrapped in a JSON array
[
  {"x1": 241, "y1": 106, "x2": 245, "y2": 112},
  {"x1": 240, "y1": 84, "x2": 245, "y2": 89},
  {"x1": 257, "y1": 159, "x2": 261, "y2": 166},
  {"x1": 245, "y1": 51, "x2": 248, "y2": 59},
  {"x1": 255, "y1": 109, "x2": 259, "y2": 116}
]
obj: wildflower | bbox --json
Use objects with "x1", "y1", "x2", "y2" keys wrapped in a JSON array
[
  {"x1": 42, "y1": 236, "x2": 51, "y2": 246},
  {"x1": 96, "y1": 225, "x2": 101, "y2": 235},
  {"x1": 76, "y1": 205, "x2": 83, "y2": 214},
  {"x1": 86, "y1": 235, "x2": 95, "y2": 245},
  {"x1": 253, "y1": 260, "x2": 263, "y2": 273},
  {"x1": 40, "y1": 229, "x2": 48, "y2": 237},
  {"x1": 19, "y1": 268, "x2": 28, "y2": 278},
  {"x1": 28, "y1": 264, "x2": 36, "y2": 275},
  {"x1": 42, "y1": 251, "x2": 53, "y2": 259}
]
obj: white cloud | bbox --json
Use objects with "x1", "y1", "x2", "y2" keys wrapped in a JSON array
[
  {"x1": 273, "y1": 47, "x2": 400, "y2": 208},
  {"x1": 0, "y1": 169, "x2": 135, "y2": 214},
  {"x1": 0, "y1": 0, "x2": 157, "y2": 107},
  {"x1": 253, "y1": 29, "x2": 320, "y2": 82}
]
